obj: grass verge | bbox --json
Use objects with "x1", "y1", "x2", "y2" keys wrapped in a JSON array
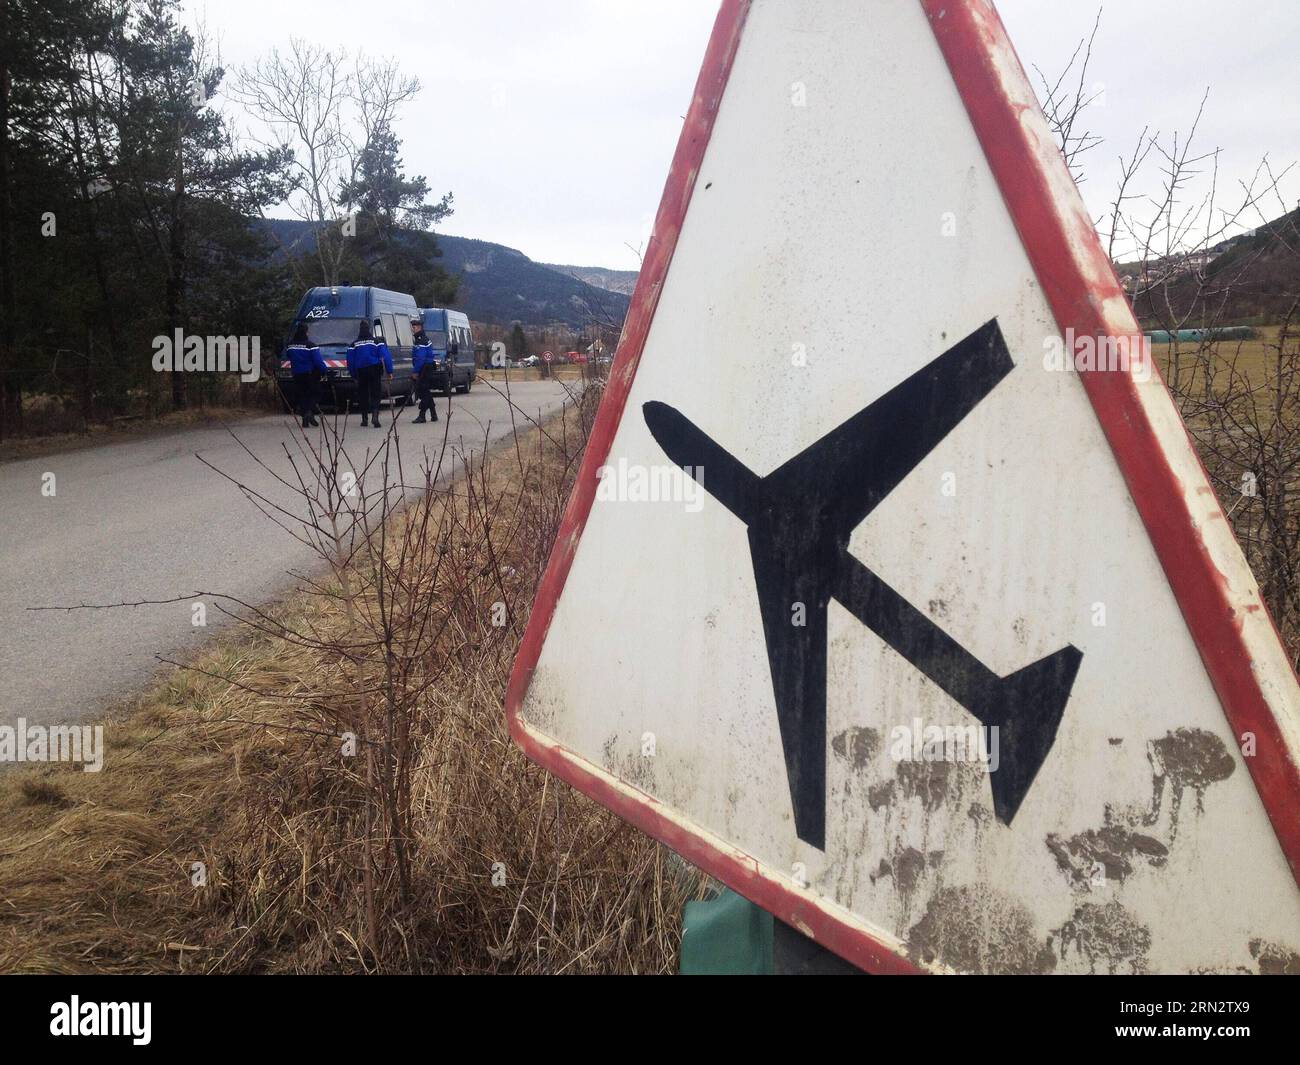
[
  {"x1": 0, "y1": 390, "x2": 704, "y2": 974},
  {"x1": 0, "y1": 405, "x2": 270, "y2": 465}
]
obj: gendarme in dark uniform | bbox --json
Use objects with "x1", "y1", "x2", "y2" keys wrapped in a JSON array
[
  {"x1": 285, "y1": 324, "x2": 327, "y2": 427},
  {"x1": 347, "y1": 320, "x2": 394, "y2": 428},
  {"x1": 410, "y1": 318, "x2": 440, "y2": 423}
]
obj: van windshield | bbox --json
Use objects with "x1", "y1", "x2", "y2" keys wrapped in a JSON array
[
  {"x1": 424, "y1": 329, "x2": 448, "y2": 348},
  {"x1": 300, "y1": 318, "x2": 362, "y2": 346}
]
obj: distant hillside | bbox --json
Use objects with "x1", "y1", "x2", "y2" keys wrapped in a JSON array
[
  {"x1": 541, "y1": 263, "x2": 640, "y2": 297},
  {"x1": 1117, "y1": 205, "x2": 1300, "y2": 325},
  {"x1": 258, "y1": 218, "x2": 630, "y2": 328}
]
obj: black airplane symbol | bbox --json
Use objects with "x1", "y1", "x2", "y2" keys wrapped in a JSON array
[{"x1": 643, "y1": 319, "x2": 1083, "y2": 850}]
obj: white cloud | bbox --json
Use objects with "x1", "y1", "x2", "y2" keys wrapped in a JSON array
[{"x1": 189, "y1": 0, "x2": 1299, "y2": 269}]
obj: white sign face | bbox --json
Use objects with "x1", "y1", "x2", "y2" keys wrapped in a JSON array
[{"x1": 508, "y1": 0, "x2": 1300, "y2": 974}]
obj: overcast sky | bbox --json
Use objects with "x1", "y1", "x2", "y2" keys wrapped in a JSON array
[{"x1": 188, "y1": 0, "x2": 1300, "y2": 270}]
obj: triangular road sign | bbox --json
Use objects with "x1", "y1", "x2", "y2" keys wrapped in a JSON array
[{"x1": 506, "y1": 0, "x2": 1300, "y2": 974}]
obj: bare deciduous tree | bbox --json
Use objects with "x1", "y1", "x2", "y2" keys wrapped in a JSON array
[{"x1": 231, "y1": 40, "x2": 419, "y2": 288}]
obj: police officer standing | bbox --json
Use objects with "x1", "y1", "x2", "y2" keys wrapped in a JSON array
[
  {"x1": 410, "y1": 316, "x2": 439, "y2": 423},
  {"x1": 285, "y1": 324, "x2": 326, "y2": 428},
  {"x1": 347, "y1": 319, "x2": 394, "y2": 428}
]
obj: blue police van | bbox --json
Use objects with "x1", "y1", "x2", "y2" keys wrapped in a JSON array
[
  {"x1": 278, "y1": 285, "x2": 419, "y2": 407},
  {"x1": 418, "y1": 308, "x2": 476, "y2": 394}
]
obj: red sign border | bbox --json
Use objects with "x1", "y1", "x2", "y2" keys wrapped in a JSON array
[{"x1": 506, "y1": 0, "x2": 1300, "y2": 973}]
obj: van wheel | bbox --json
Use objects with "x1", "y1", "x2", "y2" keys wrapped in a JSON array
[{"x1": 462, "y1": 376, "x2": 472, "y2": 394}]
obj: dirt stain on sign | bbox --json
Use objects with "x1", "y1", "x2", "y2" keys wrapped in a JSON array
[
  {"x1": 1045, "y1": 824, "x2": 1169, "y2": 886},
  {"x1": 1050, "y1": 901, "x2": 1151, "y2": 974},
  {"x1": 1250, "y1": 938, "x2": 1300, "y2": 975},
  {"x1": 867, "y1": 780, "x2": 896, "y2": 811},
  {"x1": 831, "y1": 726, "x2": 880, "y2": 770},
  {"x1": 870, "y1": 844, "x2": 928, "y2": 895},
  {"x1": 906, "y1": 884, "x2": 1056, "y2": 974},
  {"x1": 1145, "y1": 727, "x2": 1235, "y2": 836},
  {"x1": 601, "y1": 732, "x2": 657, "y2": 792},
  {"x1": 896, "y1": 759, "x2": 956, "y2": 812}
]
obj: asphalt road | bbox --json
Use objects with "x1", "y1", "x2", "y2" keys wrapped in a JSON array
[{"x1": 0, "y1": 378, "x2": 573, "y2": 729}]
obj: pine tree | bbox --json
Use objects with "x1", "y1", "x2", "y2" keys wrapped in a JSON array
[
  {"x1": 509, "y1": 322, "x2": 527, "y2": 359},
  {"x1": 335, "y1": 123, "x2": 458, "y2": 306},
  {"x1": 109, "y1": 0, "x2": 290, "y2": 408},
  {"x1": 4, "y1": 0, "x2": 295, "y2": 421}
]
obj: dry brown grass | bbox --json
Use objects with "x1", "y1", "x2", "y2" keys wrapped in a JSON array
[
  {"x1": 0, "y1": 388, "x2": 704, "y2": 974},
  {"x1": 0, "y1": 404, "x2": 268, "y2": 465},
  {"x1": 480, "y1": 367, "x2": 588, "y2": 384},
  {"x1": 1155, "y1": 322, "x2": 1300, "y2": 656}
]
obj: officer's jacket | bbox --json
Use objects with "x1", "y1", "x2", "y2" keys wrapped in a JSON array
[
  {"x1": 412, "y1": 339, "x2": 438, "y2": 373},
  {"x1": 285, "y1": 343, "x2": 328, "y2": 375},
  {"x1": 347, "y1": 338, "x2": 394, "y2": 375}
]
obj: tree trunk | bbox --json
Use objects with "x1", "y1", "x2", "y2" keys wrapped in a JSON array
[
  {"x1": 167, "y1": 118, "x2": 186, "y2": 410},
  {"x1": 69, "y1": 54, "x2": 121, "y2": 420},
  {"x1": 0, "y1": 1, "x2": 19, "y2": 440}
]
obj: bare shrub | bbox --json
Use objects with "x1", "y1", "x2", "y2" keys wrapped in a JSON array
[
  {"x1": 1038, "y1": 11, "x2": 1300, "y2": 660},
  {"x1": 1, "y1": 382, "x2": 704, "y2": 973}
]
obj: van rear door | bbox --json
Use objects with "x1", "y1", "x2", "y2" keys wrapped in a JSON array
[{"x1": 375, "y1": 312, "x2": 415, "y2": 387}]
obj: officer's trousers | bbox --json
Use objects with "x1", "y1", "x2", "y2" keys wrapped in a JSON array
[
  {"x1": 355, "y1": 364, "x2": 383, "y2": 420},
  {"x1": 416, "y1": 365, "x2": 438, "y2": 419},
  {"x1": 293, "y1": 371, "x2": 319, "y2": 422}
]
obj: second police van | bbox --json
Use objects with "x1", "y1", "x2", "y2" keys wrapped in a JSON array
[{"x1": 419, "y1": 308, "x2": 476, "y2": 395}]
